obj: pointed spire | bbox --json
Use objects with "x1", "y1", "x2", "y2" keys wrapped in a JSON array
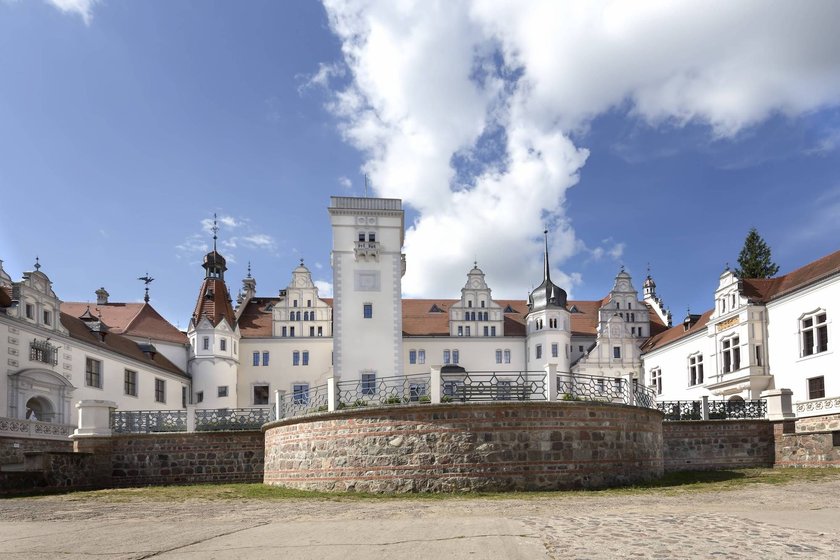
[{"x1": 543, "y1": 229, "x2": 551, "y2": 282}]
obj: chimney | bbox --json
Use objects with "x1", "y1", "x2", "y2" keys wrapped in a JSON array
[{"x1": 96, "y1": 287, "x2": 109, "y2": 305}]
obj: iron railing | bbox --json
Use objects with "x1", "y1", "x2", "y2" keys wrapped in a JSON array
[
  {"x1": 276, "y1": 383, "x2": 329, "y2": 419},
  {"x1": 556, "y1": 373, "x2": 638, "y2": 405},
  {"x1": 337, "y1": 374, "x2": 431, "y2": 407},
  {"x1": 111, "y1": 410, "x2": 187, "y2": 433},
  {"x1": 657, "y1": 399, "x2": 767, "y2": 420},
  {"x1": 441, "y1": 370, "x2": 547, "y2": 402},
  {"x1": 195, "y1": 407, "x2": 272, "y2": 431}
]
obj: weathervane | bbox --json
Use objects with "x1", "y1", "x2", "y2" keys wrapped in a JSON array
[
  {"x1": 211, "y1": 213, "x2": 219, "y2": 252},
  {"x1": 138, "y1": 273, "x2": 154, "y2": 303},
  {"x1": 34, "y1": 256, "x2": 41, "y2": 271}
]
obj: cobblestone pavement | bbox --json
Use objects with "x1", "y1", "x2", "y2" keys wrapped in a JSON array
[{"x1": 1, "y1": 478, "x2": 839, "y2": 559}]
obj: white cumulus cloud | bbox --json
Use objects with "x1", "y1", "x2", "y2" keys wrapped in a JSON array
[
  {"x1": 45, "y1": 0, "x2": 100, "y2": 24},
  {"x1": 318, "y1": 0, "x2": 840, "y2": 298}
]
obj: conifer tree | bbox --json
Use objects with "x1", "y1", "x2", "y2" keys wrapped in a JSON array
[{"x1": 735, "y1": 228, "x2": 779, "y2": 279}]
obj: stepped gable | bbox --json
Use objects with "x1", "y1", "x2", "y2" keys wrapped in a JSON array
[
  {"x1": 59, "y1": 312, "x2": 186, "y2": 377},
  {"x1": 61, "y1": 302, "x2": 187, "y2": 344}
]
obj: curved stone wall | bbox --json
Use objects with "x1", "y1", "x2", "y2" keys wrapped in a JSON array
[{"x1": 263, "y1": 402, "x2": 663, "y2": 492}]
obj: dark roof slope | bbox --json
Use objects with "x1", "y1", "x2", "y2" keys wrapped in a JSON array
[
  {"x1": 741, "y1": 248, "x2": 840, "y2": 303},
  {"x1": 60, "y1": 312, "x2": 187, "y2": 377},
  {"x1": 191, "y1": 278, "x2": 237, "y2": 328},
  {"x1": 641, "y1": 309, "x2": 713, "y2": 353}
]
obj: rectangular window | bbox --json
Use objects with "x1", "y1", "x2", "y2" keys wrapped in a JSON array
[
  {"x1": 309, "y1": 326, "x2": 315, "y2": 336},
  {"x1": 650, "y1": 368, "x2": 662, "y2": 395},
  {"x1": 85, "y1": 358, "x2": 102, "y2": 388},
  {"x1": 363, "y1": 303, "x2": 373, "y2": 318},
  {"x1": 155, "y1": 378, "x2": 166, "y2": 403},
  {"x1": 25, "y1": 303, "x2": 34, "y2": 319},
  {"x1": 282, "y1": 326, "x2": 287, "y2": 337},
  {"x1": 253, "y1": 352, "x2": 260, "y2": 366},
  {"x1": 495, "y1": 349, "x2": 502, "y2": 364},
  {"x1": 504, "y1": 349, "x2": 511, "y2": 363},
  {"x1": 218, "y1": 386, "x2": 228, "y2": 398},
  {"x1": 688, "y1": 355, "x2": 704, "y2": 386},
  {"x1": 124, "y1": 369, "x2": 137, "y2": 396},
  {"x1": 42, "y1": 310, "x2": 51, "y2": 325},
  {"x1": 491, "y1": 326, "x2": 496, "y2": 336},
  {"x1": 578, "y1": 345, "x2": 584, "y2": 352},
  {"x1": 29, "y1": 340, "x2": 57, "y2": 365},
  {"x1": 722, "y1": 336, "x2": 740, "y2": 373},
  {"x1": 443, "y1": 350, "x2": 451, "y2": 364},
  {"x1": 220, "y1": 338, "x2": 227, "y2": 351},
  {"x1": 293, "y1": 351, "x2": 300, "y2": 366},
  {"x1": 317, "y1": 326, "x2": 323, "y2": 336},
  {"x1": 613, "y1": 346, "x2": 621, "y2": 359},
  {"x1": 536, "y1": 344, "x2": 543, "y2": 359},
  {"x1": 293, "y1": 383, "x2": 309, "y2": 405},
  {"x1": 253, "y1": 385, "x2": 270, "y2": 405},
  {"x1": 755, "y1": 345, "x2": 763, "y2": 367},
  {"x1": 417, "y1": 350, "x2": 426, "y2": 364},
  {"x1": 457, "y1": 326, "x2": 463, "y2": 336},
  {"x1": 409, "y1": 350, "x2": 417, "y2": 364},
  {"x1": 452, "y1": 350, "x2": 459, "y2": 364},
  {"x1": 202, "y1": 337, "x2": 209, "y2": 350},
  {"x1": 808, "y1": 376, "x2": 825, "y2": 400},
  {"x1": 263, "y1": 351, "x2": 269, "y2": 366},
  {"x1": 465, "y1": 326, "x2": 470, "y2": 336},
  {"x1": 302, "y1": 351, "x2": 309, "y2": 366},
  {"x1": 362, "y1": 373, "x2": 376, "y2": 395},
  {"x1": 551, "y1": 343, "x2": 558, "y2": 358},
  {"x1": 290, "y1": 326, "x2": 295, "y2": 337},
  {"x1": 802, "y1": 312, "x2": 828, "y2": 356},
  {"x1": 307, "y1": 299, "x2": 312, "y2": 307},
  {"x1": 196, "y1": 391, "x2": 204, "y2": 404}
]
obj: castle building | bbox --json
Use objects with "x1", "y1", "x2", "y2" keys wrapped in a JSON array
[{"x1": 1, "y1": 195, "x2": 837, "y2": 426}]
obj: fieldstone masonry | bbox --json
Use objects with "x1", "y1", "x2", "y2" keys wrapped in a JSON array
[
  {"x1": 662, "y1": 420, "x2": 775, "y2": 471},
  {"x1": 264, "y1": 402, "x2": 665, "y2": 492}
]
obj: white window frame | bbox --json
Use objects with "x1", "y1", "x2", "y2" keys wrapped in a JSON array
[
  {"x1": 688, "y1": 353, "x2": 704, "y2": 386},
  {"x1": 800, "y1": 310, "x2": 828, "y2": 358}
]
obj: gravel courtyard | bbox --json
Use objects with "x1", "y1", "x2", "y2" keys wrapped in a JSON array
[{"x1": 1, "y1": 470, "x2": 839, "y2": 559}]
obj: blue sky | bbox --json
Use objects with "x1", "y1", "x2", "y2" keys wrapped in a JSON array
[{"x1": 1, "y1": 0, "x2": 839, "y2": 329}]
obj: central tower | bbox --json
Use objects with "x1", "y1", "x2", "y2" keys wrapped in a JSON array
[{"x1": 328, "y1": 196, "x2": 405, "y2": 381}]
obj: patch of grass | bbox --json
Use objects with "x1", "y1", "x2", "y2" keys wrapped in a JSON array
[{"x1": 24, "y1": 468, "x2": 840, "y2": 503}]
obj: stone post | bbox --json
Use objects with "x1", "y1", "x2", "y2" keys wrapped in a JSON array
[
  {"x1": 624, "y1": 373, "x2": 635, "y2": 406},
  {"x1": 544, "y1": 364, "x2": 558, "y2": 402},
  {"x1": 186, "y1": 404, "x2": 197, "y2": 432},
  {"x1": 327, "y1": 377, "x2": 338, "y2": 412},
  {"x1": 430, "y1": 366, "x2": 442, "y2": 404},
  {"x1": 701, "y1": 395, "x2": 710, "y2": 421},
  {"x1": 71, "y1": 400, "x2": 116, "y2": 438},
  {"x1": 761, "y1": 388, "x2": 795, "y2": 421}
]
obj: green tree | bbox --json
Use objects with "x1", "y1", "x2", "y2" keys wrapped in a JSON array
[{"x1": 735, "y1": 228, "x2": 779, "y2": 278}]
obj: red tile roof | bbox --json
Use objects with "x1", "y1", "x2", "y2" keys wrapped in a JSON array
[
  {"x1": 191, "y1": 278, "x2": 237, "y2": 328},
  {"x1": 61, "y1": 302, "x2": 187, "y2": 344},
  {"x1": 741, "y1": 248, "x2": 840, "y2": 303},
  {"x1": 59, "y1": 312, "x2": 186, "y2": 377}
]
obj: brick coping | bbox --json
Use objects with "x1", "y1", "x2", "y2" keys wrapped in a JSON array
[{"x1": 263, "y1": 401, "x2": 664, "y2": 431}]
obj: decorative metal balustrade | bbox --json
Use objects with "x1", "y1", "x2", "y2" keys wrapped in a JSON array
[
  {"x1": 708, "y1": 399, "x2": 767, "y2": 419},
  {"x1": 337, "y1": 373, "x2": 431, "y2": 407},
  {"x1": 657, "y1": 400, "x2": 703, "y2": 420},
  {"x1": 195, "y1": 407, "x2": 272, "y2": 431},
  {"x1": 657, "y1": 399, "x2": 767, "y2": 420},
  {"x1": 441, "y1": 371, "x2": 547, "y2": 402},
  {"x1": 111, "y1": 410, "x2": 187, "y2": 433},
  {"x1": 556, "y1": 373, "x2": 639, "y2": 406},
  {"x1": 276, "y1": 383, "x2": 329, "y2": 419}
]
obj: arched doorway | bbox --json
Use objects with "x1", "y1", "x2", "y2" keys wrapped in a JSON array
[{"x1": 25, "y1": 396, "x2": 56, "y2": 423}]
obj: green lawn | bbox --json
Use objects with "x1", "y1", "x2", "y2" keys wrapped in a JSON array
[{"x1": 35, "y1": 467, "x2": 840, "y2": 503}]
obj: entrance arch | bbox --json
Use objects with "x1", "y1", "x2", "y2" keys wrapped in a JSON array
[{"x1": 8, "y1": 368, "x2": 75, "y2": 424}]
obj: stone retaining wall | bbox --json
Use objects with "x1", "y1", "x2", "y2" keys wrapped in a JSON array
[
  {"x1": 0, "y1": 436, "x2": 73, "y2": 466},
  {"x1": 263, "y1": 402, "x2": 664, "y2": 492},
  {"x1": 795, "y1": 413, "x2": 840, "y2": 433},
  {"x1": 775, "y1": 421, "x2": 840, "y2": 467},
  {"x1": 74, "y1": 431, "x2": 265, "y2": 487},
  {"x1": 662, "y1": 420, "x2": 775, "y2": 472}
]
